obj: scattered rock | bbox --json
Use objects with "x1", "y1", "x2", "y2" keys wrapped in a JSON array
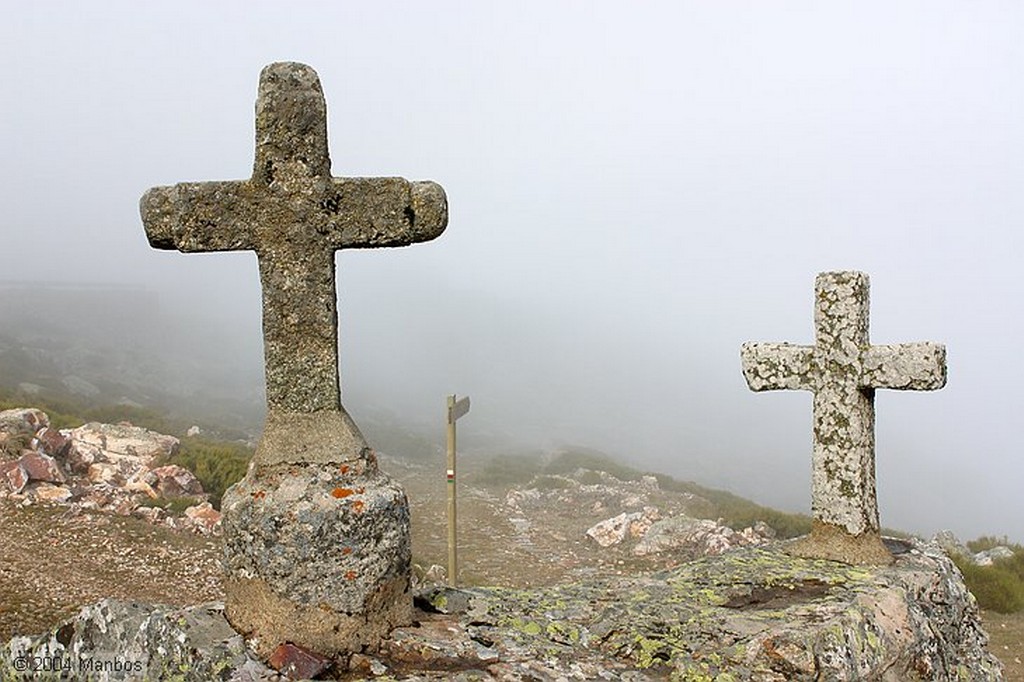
[
  {"x1": 17, "y1": 451, "x2": 65, "y2": 484},
  {"x1": 0, "y1": 408, "x2": 49, "y2": 437},
  {"x1": 633, "y1": 515, "x2": 773, "y2": 558},
  {"x1": 975, "y1": 546, "x2": 1015, "y2": 567},
  {"x1": 933, "y1": 529, "x2": 1017, "y2": 567},
  {"x1": 147, "y1": 465, "x2": 204, "y2": 498},
  {"x1": 132, "y1": 505, "x2": 166, "y2": 524},
  {"x1": 33, "y1": 427, "x2": 70, "y2": 459},
  {"x1": 31, "y1": 483, "x2": 73, "y2": 503},
  {"x1": 585, "y1": 507, "x2": 660, "y2": 547},
  {"x1": 412, "y1": 563, "x2": 447, "y2": 588},
  {"x1": 0, "y1": 408, "x2": 219, "y2": 536},
  {"x1": 68, "y1": 422, "x2": 179, "y2": 468},
  {"x1": 87, "y1": 462, "x2": 122, "y2": 485},
  {"x1": 5, "y1": 463, "x2": 30, "y2": 494},
  {"x1": 184, "y1": 502, "x2": 222, "y2": 535},
  {"x1": 268, "y1": 642, "x2": 332, "y2": 679}
]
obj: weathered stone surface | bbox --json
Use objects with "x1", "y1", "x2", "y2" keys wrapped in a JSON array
[
  {"x1": 4, "y1": 463, "x2": 29, "y2": 494},
  {"x1": 4, "y1": 541, "x2": 999, "y2": 680},
  {"x1": 221, "y1": 461, "x2": 412, "y2": 658},
  {"x1": 86, "y1": 462, "x2": 121, "y2": 486},
  {"x1": 139, "y1": 61, "x2": 447, "y2": 465},
  {"x1": 1, "y1": 600, "x2": 273, "y2": 681},
  {"x1": 33, "y1": 428, "x2": 70, "y2": 459},
  {"x1": 17, "y1": 451, "x2": 65, "y2": 484},
  {"x1": 975, "y1": 546, "x2": 1015, "y2": 566},
  {"x1": 741, "y1": 271, "x2": 946, "y2": 564},
  {"x1": 141, "y1": 61, "x2": 446, "y2": 658},
  {"x1": 934, "y1": 529, "x2": 972, "y2": 558},
  {"x1": 933, "y1": 530, "x2": 1017, "y2": 567}
]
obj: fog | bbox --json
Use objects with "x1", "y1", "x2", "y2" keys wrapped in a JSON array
[{"x1": 2, "y1": 2, "x2": 1021, "y2": 542}]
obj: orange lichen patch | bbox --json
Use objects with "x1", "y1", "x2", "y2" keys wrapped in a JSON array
[
  {"x1": 340, "y1": 464, "x2": 350, "y2": 475},
  {"x1": 342, "y1": 547, "x2": 353, "y2": 556},
  {"x1": 352, "y1": 500, "x2": 365, "y2": 514},
  {"x1": 345, "y1": 570, "x2": 357, "y2": 581},
  {"x1": 252, "y1": 490, "x2": 267, "y2": 500},
  {"x1": 331, "y1": 487, "x2": 354, "y2": 499}
]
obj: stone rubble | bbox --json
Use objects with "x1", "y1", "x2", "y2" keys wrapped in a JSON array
[{"x1": 0, "y1": 408, "x2": 222, "y2": 536}]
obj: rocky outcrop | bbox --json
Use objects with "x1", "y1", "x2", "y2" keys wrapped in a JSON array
[
  {"x1": 1, "y1": 600, "x2": 270, "y2": 681},
  {"x1": 933, "y1": 529, "x2": 1017, "y2": 567},
  {"x1": 585, "y1": 509, "x2": 776, "y2": 559},
  {"x1": 632, "y1": 515, "x2": 775, "y2": 558},
  {"x1": 0, "y1": 408, "x2": 220, "y2": 536},
  {"x1": 585, "y1": 507, "x2": 661, "y2": 547},
  {"x1": 2, "y1": 540, "x2": 1002, "y2": 680}
]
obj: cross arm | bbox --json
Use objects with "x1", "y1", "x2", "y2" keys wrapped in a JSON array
[
  {"x1": 862, "y1": 342, "x2": 946, "y2": 391},
  {"x1": 741, "y1": 342, "x2": 816, "y2": 392},
  {"x1": 140, "y1": 181, "x2": 257, "y2": 253},
  {"x1": 320, "y1": 178, "x2": 448, "y2": 249}
]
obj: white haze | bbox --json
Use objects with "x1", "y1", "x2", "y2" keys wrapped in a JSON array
[{"x1": 1, "y1": 2, "x2": 1022, "y2": 542}]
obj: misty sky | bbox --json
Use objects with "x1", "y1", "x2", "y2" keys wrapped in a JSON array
[{"x1": 2, "y1": 2, "x2": 1022, "y2": 542}]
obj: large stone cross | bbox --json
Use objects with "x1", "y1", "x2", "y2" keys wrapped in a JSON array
[
  {"x1": 141, "y1": 62, "x2": 447, "y2": 467},
  {"x1": 741, "y1": 271, "x2": 946, "y2": 564},
  {"x1": 141, "y1": 62, "x2": 446, "y2": 658}
]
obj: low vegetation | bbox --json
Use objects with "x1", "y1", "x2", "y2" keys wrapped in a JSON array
[
  {"x1": 954, "y1": 540, "x2": 1024, "y2": 614},
  {"x1": 160, "y1": 437, "x2": 252, "y2": 508}
]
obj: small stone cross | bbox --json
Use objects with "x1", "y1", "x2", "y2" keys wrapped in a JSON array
[
  {"x1": 741, "y1": 271, "x2": 946, "y2": 564},
  {"x1": 140, "y1": 62, "x2": 447, "y2": 467}
]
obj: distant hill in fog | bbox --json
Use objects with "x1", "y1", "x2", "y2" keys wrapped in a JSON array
[{"x1": 0, "y1": 282, "x2": 266, "y2": 436}]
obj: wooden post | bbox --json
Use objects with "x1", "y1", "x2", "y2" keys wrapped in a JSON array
[{"x1": 446, "y1": 394, "x2": 470, "y2": 586}]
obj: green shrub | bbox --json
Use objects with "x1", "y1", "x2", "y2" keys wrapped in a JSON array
[
  {"x1": 478, "y1": 452, "x2": 545, "y2": 486},
  {"x1": 575, "y1": 469, "x2": 604, "y2": 486},
  {"x1": 654, "y1": 475, "x2": 811, "y2": 539},
  {"x1": 543, "y1": 449, "x2": 643, "y2": 482},
  {"x1": 967, "y1": 536, "x2": 1022, "y2": 554},
  {"x1": 955, "y1": 555, "x2": 1024, "y2": 614},
  {"x1": 529, "y1": 475, "x2": 575, "y2": 491},
  {"x1": 137, "y1": 495, "x2": 207, "y2": 515},
  {"x1": 161, "y1": 437, "x2": 252, "y2": 509}
]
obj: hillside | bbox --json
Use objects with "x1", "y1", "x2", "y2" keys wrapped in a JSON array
[{"x1": 2, "y1": 446, "x2": 1020, "y2": 677}]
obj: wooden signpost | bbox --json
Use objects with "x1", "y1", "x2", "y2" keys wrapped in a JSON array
[{"x1": 446, "y1": 394, "x2": 470, "y2": 586}]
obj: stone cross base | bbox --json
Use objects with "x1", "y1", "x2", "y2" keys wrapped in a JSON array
[
  {"x1": 786, "y1": 520, "x2": 894, "y2": 566},
  {"x1": 221, "y1": 457, "x2": 412, "y2": 658}
]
